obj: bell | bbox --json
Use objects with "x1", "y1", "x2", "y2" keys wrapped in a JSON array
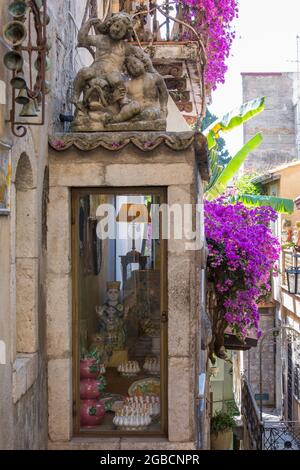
[
  {"x1": 15, "y1": 89, "x2": 30, "y2": 105},
  {"x1": 35, "y1": 0, "x2": 43, "y2": 9},
  {"x1": 19, "y1": 100, "x2": 39, "y2": 117},
  {"x1": 45, "y1": 13, "x2": 50, "y2": 25},
  {"x1": 44, "y1": 80, "x2": 51, "y2": 95},
  {"x1": 34, "y1": 56, "x2": 51, "y2": 72},
  {"x1": 3, "y1": 20, "x2": 27, "y2": 46},
  {"x1": 8, "y1": 1, "x2": 28, "y2": 19},
  {"x1": 34, "y1": 96, "x2": 41, "y2": 112},
  {"x1": 3, "y1": 51, "x2": 23, "y2": 71},
  {"x1": 11, "y1": 74, "x2": 27, "y2": 89}
]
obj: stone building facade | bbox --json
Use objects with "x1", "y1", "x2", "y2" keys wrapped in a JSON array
[
  {"x1": 242, "y1": 72, "x2": 298, "y2": 173},
  {"x1": 0, "y1": 1, "x2": 209, "y2": 450},
  {"x1": 0, "y1": 0, "x2": 95, "y2": 450}
]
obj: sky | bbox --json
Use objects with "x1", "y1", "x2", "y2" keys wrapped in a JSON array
[{"x1": 209, "y1": 0, "x2": 300, "y2": 155}]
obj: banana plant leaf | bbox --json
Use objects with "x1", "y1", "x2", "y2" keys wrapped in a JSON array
[
  {"x1": 205, "y1": 133, "x2": 263, "y2": 201},
  {"x1": 204, "y1": 97, "x2": 265, "y2": 150},
  {"x1": 235, "y1": 194, "x2": 294, "y2": 214},
  {"x1": 205, "y1": 148, "x2": 224, "y2": 192}
]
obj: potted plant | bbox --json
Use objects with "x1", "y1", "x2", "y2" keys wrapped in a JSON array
[{"x1": 210, "y1": 410, "x2": 235, "y2": 450}]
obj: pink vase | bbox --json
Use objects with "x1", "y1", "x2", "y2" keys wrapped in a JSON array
[
  {"x1": 80, "y1": 399, "x2": 105, "y2": 428},
  {"x1": 80, "y1": 377, "x2": 107, "y2": 399},
  {"x1": 80, "y1": 358, "x2": 99, "y2": 379}
]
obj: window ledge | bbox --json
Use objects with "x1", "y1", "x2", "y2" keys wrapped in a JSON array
[
  {"x1": 12, "y1": 353, "x2": 38, "y2": 404},
  {"x1": 48, "y1": 437, "x2": 196, "y2": 450}
]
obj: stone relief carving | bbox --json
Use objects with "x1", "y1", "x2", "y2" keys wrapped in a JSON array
[{"x1": 72, "y1": 12, "x2": 169, "y2": 132}]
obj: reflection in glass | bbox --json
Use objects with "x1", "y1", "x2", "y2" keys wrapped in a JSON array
[{"x1": 76, "y1": 191, "x2": 163, "y2": 433}]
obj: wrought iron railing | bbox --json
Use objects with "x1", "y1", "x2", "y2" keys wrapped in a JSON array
[
  {"x1": 242, "y1": 374, "x2": 300, "y2": 450},
  {"x1": 121, "y1": 0, "x2": 192, "y2": 43},
  {"x1": 281, "y1": 249, "x2": 294, "y2": 286},
  {"x1": 241, "y1": 375, "x2": 263, "y2": 450},
  {"x1": 262, "y1": 422, "x2": 300, "y2": 450}
]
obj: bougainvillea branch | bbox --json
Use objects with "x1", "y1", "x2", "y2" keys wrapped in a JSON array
[
  {"x1": 205, "y1": 200, "x2": 280, "y2": 359},
  {"x1": 181, "y1": 0, "x2": 239, "y2": 91}
]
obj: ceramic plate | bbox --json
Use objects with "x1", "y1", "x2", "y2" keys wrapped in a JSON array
[{"x1": 128, "y1": 378, "x2": 160, "y2": 397}]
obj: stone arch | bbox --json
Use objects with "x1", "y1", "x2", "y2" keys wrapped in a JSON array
[
  {"x1": 15, "y1": 153, "x2": 38, "y2": 353},
  {"x1": 15, "y1": 153, "x2": 34, "y2": 191}
]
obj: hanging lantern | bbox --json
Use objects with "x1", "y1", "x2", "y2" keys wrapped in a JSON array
[
  {"x1": 286, "y1": 253, "x2": 300, "y2": 295},
  {"x1": 286, "y1": 267, "x2": 300, "y2": 295}
]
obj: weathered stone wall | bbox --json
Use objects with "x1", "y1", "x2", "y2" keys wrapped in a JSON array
[
  {"x1": 242, "y1": 73, "x2": 297, "y2": 173},
  {"x1": 0, "y1": 0, "x2": 88, "y2": 449},
  {"x1": 243, "y1": 309, "x2": 276, "y2": 407},
  {"x1": 47, "y1": 141, "x2": 204, "y2": 450}
]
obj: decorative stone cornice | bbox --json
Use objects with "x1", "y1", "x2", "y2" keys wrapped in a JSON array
[
  {"x1": 48, "y1": 131, "x2": 209, "y2": 181},
  {"x1": 49, "y1": 131, "x2": 196, "y2": 152}
]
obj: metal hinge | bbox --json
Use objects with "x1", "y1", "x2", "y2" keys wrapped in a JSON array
[{"x1": 161, "y1": 311, "x2": 168, "y2": 323}]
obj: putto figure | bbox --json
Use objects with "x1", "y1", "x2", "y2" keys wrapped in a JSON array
[{"x1": 71, "y1": 12, "x2": 168, "y2": 132}]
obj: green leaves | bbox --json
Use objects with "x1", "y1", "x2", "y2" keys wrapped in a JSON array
[
  {"x1": 235, "y1": 194, "x2": 294, "y2": 214},
  {"x1": 204, "y1": 97, "x2": 265, "y2": 150},
  {"x1": 205, "y1": 133, "x2": 263, "y2": 200},
  {"x1": 203, "y1": 97, "x2": 293, "y2": 214}
]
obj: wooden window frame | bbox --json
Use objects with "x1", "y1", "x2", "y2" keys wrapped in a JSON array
[{"x1": 71, "y1": 187, "x2": 168, "y2": 437}]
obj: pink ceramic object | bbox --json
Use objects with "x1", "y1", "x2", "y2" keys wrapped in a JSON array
[
  {"x1": 80, "y1": 358, "x2": 99, "y2": 379},
  {"x1": 80, "y1": 399, "x2": 105, "y2": 428},
  {"x1": 80, "y1": 377, "x2": 106, "y2": 399}
]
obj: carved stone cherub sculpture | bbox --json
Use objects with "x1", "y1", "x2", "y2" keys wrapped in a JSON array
[
  {"x1": 107, "y1": 55, "x2": 168, "y2": 124},
  {"x1": 71, "y1": 12, "x2": 168, "y2": 132}
]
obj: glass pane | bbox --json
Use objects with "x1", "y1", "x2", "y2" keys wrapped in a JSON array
[{"x1": 76, "y1": 191, "x2": 164, "y2": 434}]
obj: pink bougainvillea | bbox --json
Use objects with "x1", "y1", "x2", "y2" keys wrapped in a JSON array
[
  {"x1": 205, "y1": 200, "x2": 280, "y2": 343},
  {"x1": 181, "y1": 0, "x2": 239, "y2": 90}
]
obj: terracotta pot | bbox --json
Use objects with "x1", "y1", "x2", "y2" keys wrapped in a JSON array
[
  {"x1": 80, "y1": 358, "x2": 99, "y2": 379},
  {"x1": 80, "y1": 377, "x2": 107, "y2": 399},
  {"x1": 211, "y1": 429, "x2": 232, "y2": 450},
  {"x1": 80, "y1": 399, "x2": 105, "y2": 428}
]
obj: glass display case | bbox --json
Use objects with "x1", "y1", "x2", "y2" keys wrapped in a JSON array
[{"x1": 72, "y1": 188, "x2": 167, "y2": 435}]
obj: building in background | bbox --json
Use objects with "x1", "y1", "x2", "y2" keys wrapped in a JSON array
[{"x1": 242, "y1": 72, "x2": 298, "y2": 173}]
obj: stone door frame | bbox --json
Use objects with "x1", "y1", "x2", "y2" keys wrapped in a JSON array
[{"x1": 47, "y1": 147, "x2": 199, "y2": 449}]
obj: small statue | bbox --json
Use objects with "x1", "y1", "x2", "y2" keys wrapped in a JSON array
[{"x1": 95, "y1": 281, "x2": 126, "y2": 354}]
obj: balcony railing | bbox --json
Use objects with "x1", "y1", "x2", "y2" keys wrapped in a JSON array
[
  {"x1": 119, "y1": 1, "x2": 196, "y2": 44},
  {"x1": 282, "y1": 249, "x2": 298, "y2": 287},
  {"x1": 241, "y1": 375, "x2": 263, "y2": 450}
]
